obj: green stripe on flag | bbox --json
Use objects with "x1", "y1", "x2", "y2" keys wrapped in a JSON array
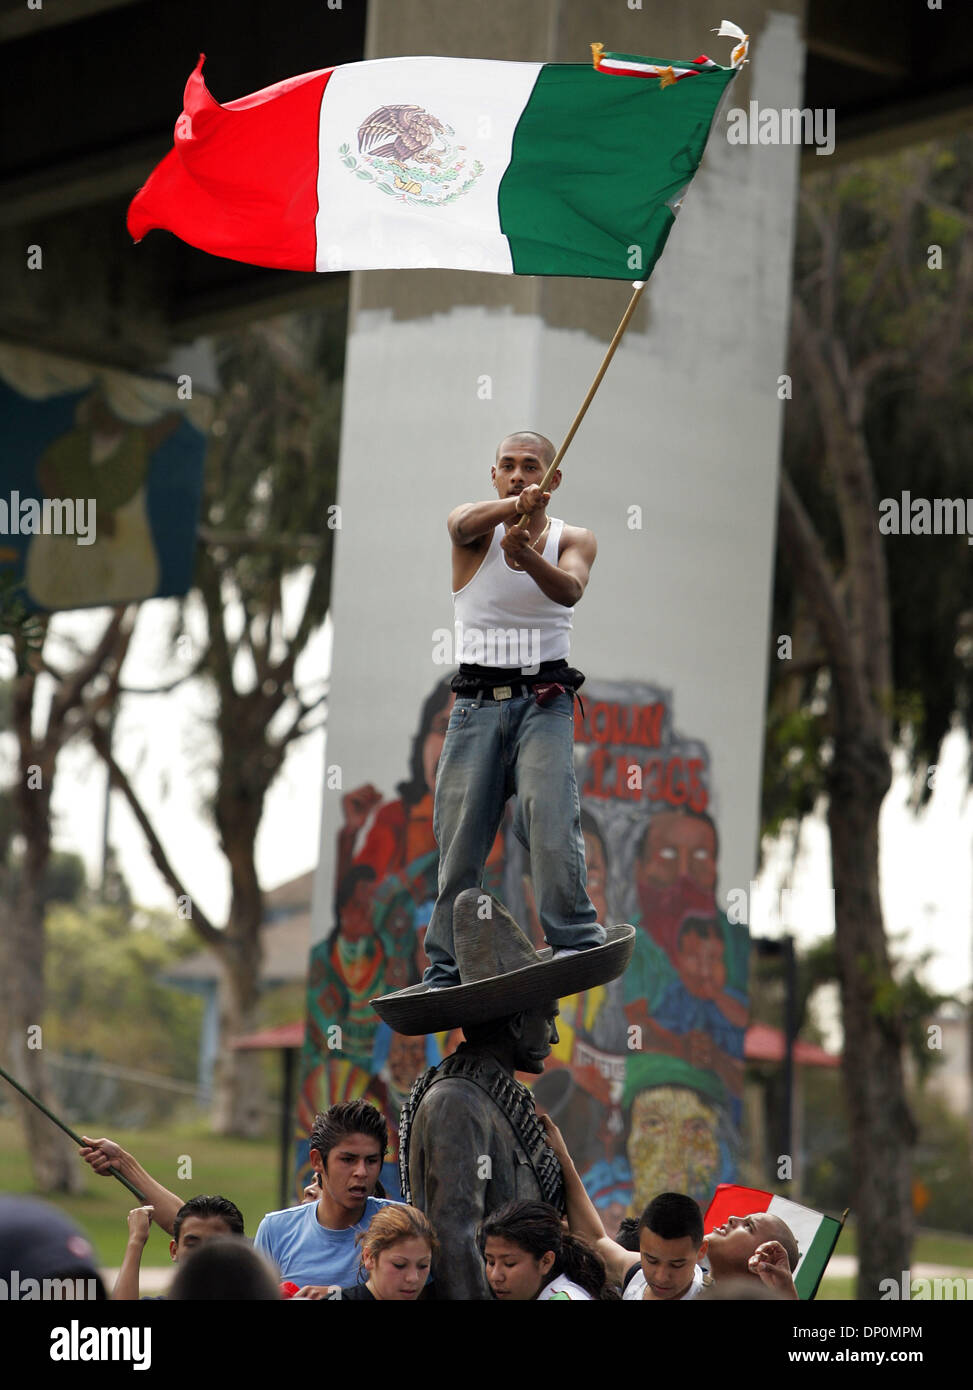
[
  {"x1": 497, "y1": 62, "x2": 736, "y2": 279},
  {"x1": 795, "y1": 1215, "x2": 843, "y2": 1300}
]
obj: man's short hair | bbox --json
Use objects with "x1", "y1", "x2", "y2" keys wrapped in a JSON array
[
  {"x1": 766, "y1": 1215, "x2": 800, "y2": 1271},
  {"x1": 637, "y1": 1192, "x2": 704, "y2": 1247},
  {"x1": 309, "y1": 1099, "x2": 388, "y2": 1169},
  {"x1": 172, "y1": 1195, "x2": 245, "y2": 1244},
  {"x1": 496, "y1": 431, "x2": 556, "y2": 466}
]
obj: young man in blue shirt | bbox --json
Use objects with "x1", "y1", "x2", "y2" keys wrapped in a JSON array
[{"x1": 254, "y1": 1099, "x2": 395, "y2": 1296}]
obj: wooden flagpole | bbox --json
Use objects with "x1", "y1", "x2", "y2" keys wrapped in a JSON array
[
  {"x1": 0, "y1": 1062, "x2": 147, "y2": 1202},
  {"x1": 515, "y1": 278, "x2": 647, "y2": 529}
]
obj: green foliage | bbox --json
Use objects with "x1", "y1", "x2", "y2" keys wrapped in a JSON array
[
  {"x1": 765, "y1": 133, "x2": 973, "y2": 832},
  {"x1": 802, "y1": 1072, "x2": 973, "y2": 1238},
  {"x1": 761, "y1": 704, "x2": 829, "y2": 840},
  {"x1": 44, "y1": 903, "x2": 203, "y2": 1084},
  {"x1": 796, "y1": 1067, "x2": 850, "y2": 1215},
  {"x1": 4, "y1": 848, "x2": 87, "y2": 909}
]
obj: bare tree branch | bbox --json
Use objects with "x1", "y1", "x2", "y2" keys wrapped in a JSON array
[
  {"x1": 47, "y1": 608, "x2": 130, "y2": 731},
  {"x1": 271, "y1": 689, "x2": 329, "y2": 751},
  {"x1": 196, "y1": 526, "x2": 325, "y2": 554},
  {"x1": 777, "y1": 467, "x2": 872, "y2": 736}
]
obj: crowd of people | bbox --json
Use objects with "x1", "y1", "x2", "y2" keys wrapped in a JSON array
[{"x1": 0, "y1": 1097, "x2": 802, "y2": 1301}]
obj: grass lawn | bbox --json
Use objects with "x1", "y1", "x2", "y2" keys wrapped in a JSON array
[
  {"x1": 0, "y1": 1115, "x2": 280, "y2": 1267},
  {"x1": 815, "y1": 1276, "x2": 854, "y2": 1300},
  {"x1": 830, "y1": 1218, "x2": 973, "y2": 1270}
]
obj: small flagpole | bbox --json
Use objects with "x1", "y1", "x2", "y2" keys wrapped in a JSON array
[
  {"x1": 516, "y1": 279, "x2": 647, "y2": 530},
  {"x1": 0, "y1": 1062, "x2": 147, "y2": 1202}
]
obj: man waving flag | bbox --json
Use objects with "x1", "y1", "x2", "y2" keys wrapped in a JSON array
[{"x1": 127, "y1": 24, "x2": 748, "y2": 281}]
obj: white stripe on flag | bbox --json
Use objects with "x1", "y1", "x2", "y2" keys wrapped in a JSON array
[
  {"x1": 766, "y1": 1195, "x2": 826, "y2": 1279},
  {"x1": 600, "y1": 59, "x2": 701, "y2": 79},
  {"x1": 315, "y1": 57, "x2": 542, "y2": 274}
]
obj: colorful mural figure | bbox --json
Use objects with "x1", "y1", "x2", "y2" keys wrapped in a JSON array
[
  {"x1": 0, "y1": 345, "x2": 208, "y2": 611},
  {"x1": 535, "y1": 679, "x2": 748, "y2": 1221},
  {"x1": 299, "y1": 677, "x2": 748, "y2": 1215}
]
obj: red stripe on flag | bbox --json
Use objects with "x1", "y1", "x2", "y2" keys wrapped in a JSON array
[
  {"x1": 127, "y1": 55, "x2": 332, "y2": 272},
  {"x1": 703, "y1": 1184, "x2": 773, "y2": 1234}
]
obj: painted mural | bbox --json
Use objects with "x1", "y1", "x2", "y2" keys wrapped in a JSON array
[
  {"x1": 0, "y1": 345, "x2": 208, "y2": 611},
  {"x1": 297, "y1": 677, "x2": 748, "y2": 1220}
]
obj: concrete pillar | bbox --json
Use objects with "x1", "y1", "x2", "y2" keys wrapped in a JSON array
[{"x1": 307, "y1": 0, "x2": 807, "y2": 1208}]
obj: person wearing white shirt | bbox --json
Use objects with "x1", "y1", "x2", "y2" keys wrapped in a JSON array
[
  {"x1": 541, "y1": 1115, "x2": 706, "y2": 1300},
  {"x1": 478, "y1": 1199, "x2": 613, "y2": 1301}
]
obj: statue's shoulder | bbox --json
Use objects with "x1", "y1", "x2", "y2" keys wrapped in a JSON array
[
  {"x1": 412, "y1": 1050, "x2": 495, "y2": 1119},
  {"x1": 416, "y1": 1074, "x2": 489, "y2": 1122}
]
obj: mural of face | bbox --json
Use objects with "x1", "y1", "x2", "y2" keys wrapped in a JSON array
[
  {"x1": 675, "y1": 921, "x2": 727, "y2": 999},
  {"x1": 387, "y1": 1033, "x2": 428, "y2": 1091},
  {"x1": 636, "y1": 813, "x2": 719, "y2": 961},
  {"x1": 340, "y1": 877, "x2": 376, "y2": 943},
  {"x1": 626, "y1": 1085, "x2": 721, "y2": 1210},
  {"x1": 422, "y1": 693, "x2": 455, "y2": 793},
  {"x1": 639, "y1": 812, "x2": 718, "y2": 892}
]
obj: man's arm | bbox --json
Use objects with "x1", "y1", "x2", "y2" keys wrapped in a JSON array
[
  {"x1": 113, "y1": 1206, "x2": 154, "y2": 1301},
  {"x1": 540, "y1": 1116, "x2": 634, "y2": 1288},
  {"x1": 501, "y1": 527, "x2": 596, "y2": 607},
  {"x1": 448, "y1": 483, "x2": 549, "y2": 546},
  {"x1": 79, "y1": 1136, "x2": 183, "y2": 1235}
]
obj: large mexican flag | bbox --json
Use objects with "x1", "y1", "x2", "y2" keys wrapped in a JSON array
[
  {"x1": 127, "y1": 39, "x2": 744, "y2": 280},
  {"x1": 704, "y1": 1185, "x2": 845, "y2": 1300}
]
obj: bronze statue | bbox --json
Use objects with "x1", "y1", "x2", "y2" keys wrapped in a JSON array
[{"x1": 374, "y1": 890, "x2": 634, "y2": 1299}]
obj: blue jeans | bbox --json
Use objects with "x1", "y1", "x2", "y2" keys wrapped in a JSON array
[{"x1": 423, "y1": 688, "x2": 605, "y2": 988}]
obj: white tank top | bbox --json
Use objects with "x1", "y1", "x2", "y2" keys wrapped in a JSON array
[{"x1": 452, "y1": 518, "x2": 572, "y2": 668}]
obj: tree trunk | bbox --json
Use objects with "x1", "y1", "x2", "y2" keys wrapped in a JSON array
[
  {"x1": 209, "y1": 805, "x2": 266, "y2": 1136},
  {"x1": 828, "y1": 733, "x2": 914, "y2": 1299},
  {"x1": 3, "y1": 678, "x2": 82, "y2": 1193},
  {"x1": 210, "y1": 931, "x2": 266, "y2": 1136}
]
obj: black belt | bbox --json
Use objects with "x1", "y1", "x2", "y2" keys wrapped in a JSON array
[
  {"x1": 456, "y1": 659, "x2": 569, "y2": 683},
  {"x1": 468, "y1": 683, "x2": 533, "y2": 703}
]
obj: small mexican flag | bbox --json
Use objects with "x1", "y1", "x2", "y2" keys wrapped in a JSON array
[
  {"x1": 127, "y1": 25, "x2": 748, "y2": 281},
  {"x1": 704, "y1": 1184, "x2": 845, "y2": 1300}
]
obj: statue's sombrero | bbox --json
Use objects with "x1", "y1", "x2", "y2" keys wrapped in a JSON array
[{"x1": 371, "y1": 889, "x2": 635, "y2": 1035}]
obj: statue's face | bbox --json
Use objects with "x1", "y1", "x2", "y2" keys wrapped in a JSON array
[{"x1": 511, "y1": 1003, "x2": 560, "y2": 1075}]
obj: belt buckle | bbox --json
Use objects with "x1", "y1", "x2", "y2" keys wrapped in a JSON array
[{"x1": 493, "y1": 685, "x2": 512, "y2": 701}]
